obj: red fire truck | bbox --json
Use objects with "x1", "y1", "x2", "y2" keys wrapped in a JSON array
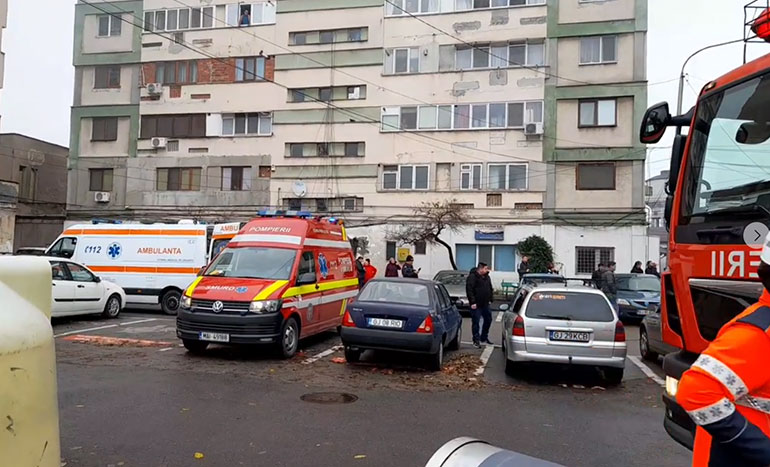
[{"x1": 639, "y1": 8, "x2": 770, "y2": 448}]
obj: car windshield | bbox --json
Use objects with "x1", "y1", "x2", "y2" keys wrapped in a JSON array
[
  {"x1": 204, "y1": 247, "x2": 296, "y2": 280},
  {"x1": 525, "y1": 291, "x2": 614, "y2": 322},
  {"x1": 617, "y1": 276, "x2": 660, "y2": 293},
  {"x1": 434, "y1": 273, "x2": 467, "y2": 285},
  {"x1": 682, "y1": 72, "x2": 770, "y2": 219},
  {"x1": 358, "y1": 281, "x2": 431, "y2": 306}
]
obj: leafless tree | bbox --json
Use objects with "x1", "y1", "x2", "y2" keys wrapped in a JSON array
[{"x1": 387, "y1": 200, "x2": 471, "y2": 270}]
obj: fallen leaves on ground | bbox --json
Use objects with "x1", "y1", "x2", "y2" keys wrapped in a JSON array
[
  {"x1": 331, "y1": 357, "x2": 346, "y2": 364},
  {"x1": 194, "y1": 452, "x2": 205, "y2": 459}
]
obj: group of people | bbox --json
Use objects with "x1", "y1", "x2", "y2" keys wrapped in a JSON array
[
  {"x1": 590, "y1": 259, "x2": 660, "y2": 311},
  {"x1": 355, "y1": 255, "x2": 420, "y2": 288},
  {"x1": 631, "y1": 260, "x2": 660, "y2": 277}
]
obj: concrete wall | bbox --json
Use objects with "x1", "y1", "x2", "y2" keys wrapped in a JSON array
[
  {"x1": 557, "y1": 0, "x2": 634, "y2": 24},
  {"x1": 82, "y1": 13, "x2": 135, "y2": 54},
  {"x1": 556, "y1": 33, "x2": 635, "y2": 86},
  {"x1": 79, "y1": 65, "x2": 139, "y2": 107},
  {"x1": 553, "y1": 160, "x2": 633, "y2": 210},
  {"x1": 79, "y1": 117, "x2": 133, "y2": 158},
  {"x1": 555, "y1": 96, "x2": 634, "y2": 149}
]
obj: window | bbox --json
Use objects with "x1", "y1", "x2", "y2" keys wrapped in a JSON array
[
  {"x1": 286, "y1": 142, "x2": 365, "y2": 157},
  {"x1": 456, "y1": 244, "x2": 517, "y2": 272},
  {"x1": 156, "y1": 61, "x2": 198, "y2": 85},
  {"x1": 507, "y1": 42, "x2": 545, "y2": 67},
  {"x1": 386, "y1": 0, "x2": 439, "y2": 15},
  {"x1": 383, "y1": 165, "x2": 429, "y2": 190},
  {"x1": 488, "y1": 163, "x2": 528, "y2": 190},
  {"x1": 157, "y1": 167, "x2": 202, "y2": 191},
  {"x1": 259, "y1": 166, "x2": 272, "y2": 178},
  {"x1": 579, "y1": 35, "x2": 617, "y2": 65},
  {"x1": 298, "y1": 251, "x2": 316, "y2": 279},
  {"x1": 343, "y1": 198, "x2": 357, "y2": 211},
  {"x1": 386, "y1": 241, "x2": 397, "y2": 261},
  {"x1": 288, "y1": 199, "x2": 302, "y2": 210},
  {"x1": 221, "y1": 113, "x2": 272, "y2": 136},
  {"x1": 391, "y1": 48, "x2": 420, "y2": 74},
  {"x1": 89, "y1": 168, "x2": 113, "y2": 192},
  {"x1": 579, "y1": 99, "x2": 617, "y2": 127},
  {"x1": 97, "y1": 14, "x2": 121, "y2": 37},
  {"x1": 576, "y1": 247, "x2": 615, "y2": 275},
  {"x1": 222, "y1": 167, "x2": 252, "y2": 191},
  {"x1": 94, "y1": 66, "x2": 120, "y2": 89},
  {"x1": 401, "y1": 106, "x2": 417, "y2": 130},
  {"x1": 140, "y1": 114, "x2": 206, "y2": 138},
  {"x1": 146, "y1": 7, "x2": 214, "y2": 32},
  {"x1": 645, "y1": 185, "x2": 653, "y2": 197},
  {"x1": 383, "y1": 101, "x2": 543, "y2": 132},
  {"x1": 576, "y1": 163, "x2": 616, "y2": 190},
  {"x1": 92, "y1": 117, "x2": 118, "y2": 142},
  {"x1": 418, "y1": 106, "x2": 437, "y2": 129},
  {"x1": 319, "y1": 87, "x2": 332, "y2": 102},
  {"x1": 414, "y1": 241, "x2": 427, "y2": 255},
  {"x1": 67, "y1": 263, "x2": 96, "y2": 283},
  {"x1": 18, "y1": 166, "x2": 37, "y2": 201},
  {"x1": 348, "y1": 28, "x2": 363, "y2": 41},
  {"x1": 235, "y1": 57, "x2": 266, "y2": 81},
  {"x1": 486, "y1": 193, "x2": 502, "y2": 207},
  {"x1": 345, "y1": 142, "x2": 361, "y2": 157},
  {"x1": 457, "y1": 42, "x2": 544, "y2": 70},
  {"x1": 460, "y1": 164, "x2": 482, "y2": 190},
  {"x1": 383, "y1": 166, "x2": 398, "y2": 190},
  {"x1": 290, "y1": 27, "x2": 367, "y2": 45}
]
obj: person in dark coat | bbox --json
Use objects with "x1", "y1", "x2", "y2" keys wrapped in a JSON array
[
  {"x1": 466, "y1": 262, "x2": 494, "y2": 348},
  {"x1": 592, "y1": 263, "x2": 606, "y2": 289},
  {"x1": 631, "y1": 261, "x2": 644, "y2": 273},
  {"x1": 355, "y1": 256, "x2": 366, "y2": 288},
  {"x1": 601, "y1": 261, "x2": 618, "y2": 312},
  {"x1": 517, "y1": 256, "x2": 531, "y2": 280},
  {"x1": 384, "y1": 257, "x2": 401, "y2": 277},
  {"x1": 402, "y1": 255, "x2": 419, "y2": 278},
  {"x1": 645, "y1": 261, "x2": 660, "y2": 278}
]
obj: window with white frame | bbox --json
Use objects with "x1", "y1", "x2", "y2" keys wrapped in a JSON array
[
  {"x1": 382, "y1": 165, "x2": 429, "y2": 190},
  {"x1": 388, "y1": 47, "x2": 420, "y2": 74},
  {"x1": 579, "y1": 99, "x2": 617, "y2": 127},
  {"x1": 222, "y1": 166, "x2": 252, "y2": 191},
  {"x1": 144, "y1": 7, "x2": 214, "y2": 32},
  {"x1": 579, "y1": 36, "x2": 617, "y2": 65},
  {"x1": 235, "y1": 57, "x2": 267, "y2": 81},
  {"x1": 456, "y1": 41, "x2": 544, "y2": 70},
  {"x1": 488, "y1": 163, "x2": 528, "y2": 190},
  {"x1": 386, "y1": 0, "x2": 440, "y2": 15},
  {"x1": 98, "y1": 14, "x2": 122, "y2": 37},
  {"x1": 287, "y1": 142, "x2": 365, "y2": 157},
  {"x1": 381, "y1": 101, "x2": 543, "y2": 131},
  {"x1": 456, "y1": 244, "x2": 517, "y2": 272},
  {"x1": 221, "y1": 113, "x2": 272, "y2": 136},
  {"x1": 223, "y1": 3, "x2": 277, "y2": 27},
  {"x1": 460, "y1": 164, "x2": 482, "y2": 190}
]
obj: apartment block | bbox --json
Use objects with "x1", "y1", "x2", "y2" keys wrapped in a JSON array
[{"x1": 68, "y1": 0, "x2": 654, "y2": 281}]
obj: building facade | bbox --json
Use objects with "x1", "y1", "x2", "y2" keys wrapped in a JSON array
[{"x1": 69, "y1": 0, "x2": 654, "y2": 282}]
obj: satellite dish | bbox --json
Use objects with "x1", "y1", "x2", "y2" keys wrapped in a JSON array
[{"x1": 292, "y1": 180, "x2": 307, "y2": 198}]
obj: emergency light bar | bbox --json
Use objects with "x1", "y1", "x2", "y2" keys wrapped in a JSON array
[
  {"x1": 751, "y1": 7, "x2": 770, "y2": 41},
  {"x1": 257, "y1": 210, "x2": 313, "y2": 219}
]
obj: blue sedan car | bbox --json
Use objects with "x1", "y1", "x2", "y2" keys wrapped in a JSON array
[
  {"x1": 615, "y1": 274, "x2": 661, "y2": 322},
  {"x1": 340, "y1": 278, "x2": 462, "y2": 371}
]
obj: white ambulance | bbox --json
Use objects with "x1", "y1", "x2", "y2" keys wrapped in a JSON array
[
  {"x1": 46, "y1": 223, "x2": 209, "y2": 315},
  {"x1": 208, "y1": 222, "x2": 244, "y2": 260}
]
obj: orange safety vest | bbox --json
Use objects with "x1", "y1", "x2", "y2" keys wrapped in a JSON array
[{"x1": 677, "y1": 290, "x2": 770, "y2": 466}]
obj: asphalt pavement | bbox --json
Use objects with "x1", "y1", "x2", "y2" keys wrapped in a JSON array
[{"x1": 53, "y1": 310, "x2": 688, "y2": 467}]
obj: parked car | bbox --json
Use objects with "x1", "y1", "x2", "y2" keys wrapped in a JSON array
[
  {"x1": 639, "y1": 304, "x2": 678, "y2": 362},
  {"x1": 15, "y1": 247, "x2": 47, "y2": 256},
  {"x1": 340, "y1": 278, "x2": 462, "y2": 371},
  {"x1": 46, "y1": 257, "x2": 126, "y2": 319},
  {"x1": 615, "y1": 273, "x2": 661, "y2": 322},
  {"x1": 433, "y1": 270, "x2": 470, "y2": 312},
  {"x1": 500, "y1": 283, "x2": 626, "y2": 384}
]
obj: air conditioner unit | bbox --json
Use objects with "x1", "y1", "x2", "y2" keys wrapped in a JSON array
[
  {"x1": 151, "y1": 137, "x2": 168, "y2": 149},
  {"x1": 524, "y1": 122, "x2": 544, "y2": 135},
  {"x1": 94, "y1": 192, "x2": 111, "y2": 203},
  {"x1": 147, "y1": 83, "x2": 163, "y2": 95}
]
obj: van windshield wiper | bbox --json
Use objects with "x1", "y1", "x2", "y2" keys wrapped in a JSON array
[{"x1": 534, "y1": 314, "x2": 572, "y2": 320}]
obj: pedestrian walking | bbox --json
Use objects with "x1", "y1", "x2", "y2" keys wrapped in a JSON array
[
  {"x1": 402, "y1": 255, "x2": 420, "y2": 278},
  {"x1": 364, "y1": 259, "x2": 377, "y2": 283},
  {"x1": 384, "y1": 257, "x2": 401, "y2": 277},
  {"x1": 645, "y1": 261, "x2": 660, "y2": 278},
  {"x1": 601, "y1": 262, "x2": 618, "y2": 312},
  {"x1": 631, "y1": 261, "x2": 644, "y2": 273},
  {"x1": 592, "y1": 263, "x2": 606, "y2": 289},
  {"x1": 355, "y1": 256, "x2": 366, "y2": 288},
  {"x1": 518, "y1": 255, "x2": 531, "y2": 280},
  {"x1": 466, "y1": 262, "x2": 494, "y2": 348},
  {"x1": 676, "y1": 232, "x2": 770, "y2": 467}
]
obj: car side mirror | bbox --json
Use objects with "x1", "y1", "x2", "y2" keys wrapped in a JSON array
[
  {"x1": 197, "y1": 267, "x2": 206, "y2": 277},
  {"x1": 94, "y1": 276, "x2": 102, "y2": 283},
  {"x1": 297, "y1": 272, "x2": 316, "y2": 286},
  {"x1": 499, "y1": 303, "x2": 510, "y2": 312},
  {"x1": 640, "y1": 102, "x2": 671, "y2": 144}
]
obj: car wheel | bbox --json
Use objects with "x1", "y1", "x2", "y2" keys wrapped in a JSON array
[
  {"x1": 160, "y1": 289, "x2": 182, "y2": 316},
  {"x1": 428, "y1": 339, "x2": 444, "y2": 371},
  {"x1": 278, "y1": 317, "x2": 299, "y2": 359},
  {"x1": 183, "y1": 339, "x2": 208, "y2": 354},
  {"x1": 344, "y1": 346, "x2": 361, "y2": 363},
  {"x1": 102, "y1": 294, "x2": 121, "y2": 319},
  {"x1": 504, "y1": 355, "x2": 517, "y2": 377},
  {"x1": 639, "y1": 326, "x2": 659, "y2": 362},
  {"x1": 604, "y1": 367, "x2": 624, "y2": 385},
  {"x1": 448, "y1": 325, "x2": 461, "y2": 351}
]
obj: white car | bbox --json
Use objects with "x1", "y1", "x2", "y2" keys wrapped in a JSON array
[{"x1": 46, "y1": 257, "x2": 126, "y2": 319}]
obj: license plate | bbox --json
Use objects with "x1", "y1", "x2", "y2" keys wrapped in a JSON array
[
  {"x1": 549, "y1": 331, "x2": 590, "y2": 342},
  {"x1": 199, "y1": 332, "x2": 229, "y2": 343},
  {"x1": 367, "y1": 318, "x2": 403, "y2": 329},
  {"x1": 637, "y1": 310, "x2": 648, "y2": 316}
]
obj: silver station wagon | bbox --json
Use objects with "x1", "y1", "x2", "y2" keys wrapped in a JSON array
[{"x1": 500, "y1": 283, "x2": 627, "y2": 385}]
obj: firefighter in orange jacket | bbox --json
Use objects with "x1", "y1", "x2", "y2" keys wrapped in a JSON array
[{"x1": 677, "y1": 234, "x2": 770, "y2": 466}]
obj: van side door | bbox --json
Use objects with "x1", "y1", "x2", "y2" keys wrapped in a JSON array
[
  {"x1": 65, "y1": 262, "x2": 105, "y2": 313},
  {"x1": 295, "y1": 250, "x2": 321, "y2": 335}
]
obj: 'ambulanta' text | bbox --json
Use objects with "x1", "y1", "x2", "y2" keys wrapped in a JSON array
[{"x1": 137, "y1": 247, "x2": 183, "y2": 255}]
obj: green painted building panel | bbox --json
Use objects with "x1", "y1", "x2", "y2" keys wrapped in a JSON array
[
  {"x1": 547, "y1": 0, "x2": 647, "y2": 37},
  {"x1": 278, "y1": 0, "x2": 383, "y2": 13},
  {"x1": 273, "y1": 107, "x2": 380, "y2": 124},
  {"x1": 74, "y1": 1, "x2": 143, "y2": 67},
  {"x1": 273, "y1": 164, "x2": 379, "y2": 179},
  {"x1": 70, "y1": 105, "x2": 140, "y2": 164},
  {"x1": 275, "y1": 49, "x2": 383, "y2": 70}
]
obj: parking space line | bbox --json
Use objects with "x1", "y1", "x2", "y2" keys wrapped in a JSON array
[
  {"x1": 159, "y1": 347, "x2": 174, "y2": 352},
  {"x1": 303, "y1": 345, "x2": 343, "y2": 365},
  {"x1": 495, "y1": 312, "x2": 503, "y2": 323},
  {"x1": 55, "y1": 324, "x2": 119, "y2": 338},
  {"x1": 628, "y1": 356, "x2": 665, "y2": 386},
  {"x1": 474, "y1": 345, "x2": 495, "y2": 376},
  {"x1": 119, "y1": 318, "x2": 158, "y2": 326}
]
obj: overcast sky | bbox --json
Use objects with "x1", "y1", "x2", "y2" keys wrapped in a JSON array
[{"x1": 0, "y1": 0, "x2": 766, "y2": 177}]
